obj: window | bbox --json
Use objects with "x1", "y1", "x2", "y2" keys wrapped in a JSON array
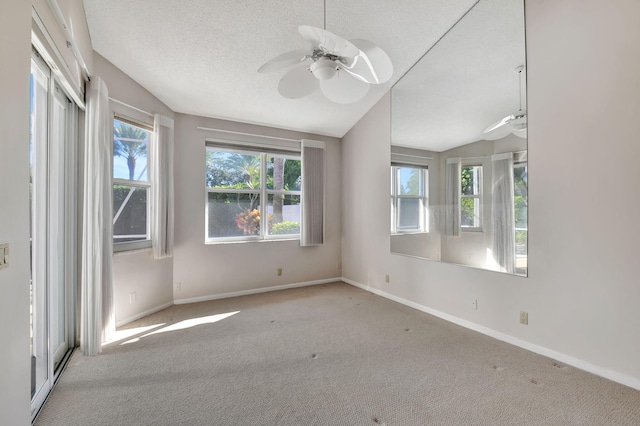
[
  {"x1": 205, "y1": 146, "x2": 301, "y2": 242},
  {"x1": 461, "y1": 165, "x2": 482, "y2": 230},
  {"x1": 112, "y1": 118, "x2": 152, "y2": 250},
  {"x1": 391, "y1": 165, "x2": 428, "y2": 233},
  {"x1": 514, "y1": 162, "x2": 528, "y2": 274}
]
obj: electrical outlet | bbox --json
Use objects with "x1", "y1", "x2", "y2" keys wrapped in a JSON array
[
  {"x1": 175, "y1": 282, "x2": 182, "y2": 291},
  {"x1": 520, "y1": 311, "x2": 528, "y2": 325},
  {"x1": 385, "y1": 274, "x2": 390, "y2": 283},
  {"x1": 471, "y1": 299, "x2": 478, "y2": 310},
  {"x1": 0, "y1": 242, "x2": 8, "y2": 270},
  {"x1": 336, "y1": 262, "x2": 341, "y2": 269},
  {"x1": 129, "y1": 292, "x2": 137, "y2": 304},
  {"x1": 277, "y1": 268, "x2": 282, "y2": 276}
]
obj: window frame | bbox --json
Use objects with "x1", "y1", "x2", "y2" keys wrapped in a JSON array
[
  {"x1": 205, "y1": 144, "x2": 302, "y2": 243},
  {"x1": 112, "y1": 115, "x2": 153, "y2": 253},
  {"x1": 390, "y1": 164, "x2": 429, "y2": 234},
  {"x1": 460, "y1": 163, "x2": 483, "y2": 232}
]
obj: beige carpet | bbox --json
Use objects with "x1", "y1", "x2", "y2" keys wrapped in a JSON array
[{"x1": 35, "y1": 282, "x2": 640, "y2": 425}]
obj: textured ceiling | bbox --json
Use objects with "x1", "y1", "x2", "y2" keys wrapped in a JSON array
[{"x1": 82, "y1": 0, "x2": 484, "y2": 138}]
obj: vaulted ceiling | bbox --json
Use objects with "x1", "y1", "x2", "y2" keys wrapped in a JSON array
[{"x1": 82, "y1": 0, "x2": 524, "y2": 149}]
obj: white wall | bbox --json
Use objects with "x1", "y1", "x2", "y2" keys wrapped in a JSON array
[
  {"x1": 93, "y1": 52, "x2": 175, "y2": 325},
  {"x1": 173, "y1": 114, "x2": 342, "y2": 302},
  {"x1": 342, "y1": 0, "x2": 640, "y2": 387},
  {"x1": 0, "y1": 3, "x2": 33, "y2": 424}
]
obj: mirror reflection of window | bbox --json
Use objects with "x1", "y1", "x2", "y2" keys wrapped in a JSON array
[
  {"x1": 391, "y1": 165, "x2": 429, "y2": 234},
  {"x1": 514, "y1": 162, "x2": 528, "y2": 275},
  {"x1": 461, "y1": 165, "x2": 482, "y2": 230}
]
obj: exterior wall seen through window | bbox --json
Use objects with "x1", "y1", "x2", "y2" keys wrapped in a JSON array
[{"x1": 205, "y1": 146, "x2": 302, "y2": 242}]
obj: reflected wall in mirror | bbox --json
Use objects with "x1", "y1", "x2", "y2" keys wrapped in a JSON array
[{"x1": 390, "y1": 0, "x2": 527, "y2": 276}]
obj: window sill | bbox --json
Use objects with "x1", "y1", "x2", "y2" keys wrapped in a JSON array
[
  {"x1": 461, "y1": 228, "x2": 483, "y2": 233},
  {"x1": 113, "y1": 247, "x2": 153, "y2": 257},
  {"x1": 204, "y1": 237, "x2": 300, "y2": 245},
  {"x1": 114, "y1": 240, "x2": 152, "y2": 254},
  {"x1": 392, "y1": 231, "x2": 429, "y2": 235}
]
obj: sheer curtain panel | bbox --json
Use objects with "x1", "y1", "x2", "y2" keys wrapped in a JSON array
[
  {"x1": 300, "y1": 139, "x2": 325, "y2": 246},
  {"x1": 491, "y1": 152, "x2": 516, "y2": 273},
  {"x1": 80, "y1": 76, "x2": 114, "y2": 355},
  {"x1": 445, "y1": 158, "x2": 461, "y2": 237},
  {"x1": 150, "y1": 114, "x2": 174, "y2": 259}
]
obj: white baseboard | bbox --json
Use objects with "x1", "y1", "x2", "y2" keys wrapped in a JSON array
[
  {"x1": 342, "y1": 277, "x2": 640, "y2": 391},
  {"x1": 173, "y1": 277, "x2": 341, "y2": 305},
  {"x1": 116, "y1": 301, "x2": 174, "y2": 328}
]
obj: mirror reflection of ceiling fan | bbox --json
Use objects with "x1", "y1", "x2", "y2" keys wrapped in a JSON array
[
  {"x1": 258, "y1": 2, "x2": 393, "y2": 104},
  {"x1": 483, "y1": 65, "x2": 527, "y2": 140}
]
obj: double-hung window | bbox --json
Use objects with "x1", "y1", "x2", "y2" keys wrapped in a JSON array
[
  {"x1": 391, "y1": 165, "x2": 429, "y2": 233},
  {"x1": 112, "y1": 118, "x2": 152, "y2": 251},
  {"x1": 461, "y1": 164, "x2": 482, "y2": 230},
  {"x1": 205, "y1": 145, "x2": 302, "y2": 242}
]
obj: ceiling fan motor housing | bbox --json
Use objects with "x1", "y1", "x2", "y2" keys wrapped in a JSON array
[{"x1": 310, "y1": 57, "x2": 338, "y2": 80}]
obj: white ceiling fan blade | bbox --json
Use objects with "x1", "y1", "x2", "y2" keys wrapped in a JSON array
[
  {"x1": 319, "y1": 71, "x2": 369, "y2": 104},
  {"x1": 258, "y1": 49, "x2": 309, "y2": 73},
  {"x1": 483, "y1": 115, "x2": 511, "y2": 134},
  {"x1": 509, "y1": 112, "x2": 527, "y2": 131},
  {"x1": 298, "y1": 25, "x2": 359, "y2": 57},
  {"x1": 342, "y1": 39, "x2": 393, "y2": 84},
  {"x1": 483, "y1": 111, "x2": 527, "y2": 139},
  {"x1": 512, "y1": 128, "x2": 527, "y2": 138},
  {"x1": 483, "y1": 119, "x2": 512, "y2": 140},
  {"x1": 278, "y1": 63, "x2": 319, "y2": 99}
]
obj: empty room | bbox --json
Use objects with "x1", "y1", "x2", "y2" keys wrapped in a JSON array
[{"x1": 1, "y1": 0, "x2": 640, "y2": 425}]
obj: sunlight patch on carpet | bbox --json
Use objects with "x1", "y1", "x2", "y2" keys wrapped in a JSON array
[{"x1": 103, "y1": 323, "x2": 166, "y2": 346}]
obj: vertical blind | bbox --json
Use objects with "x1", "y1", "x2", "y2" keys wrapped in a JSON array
[
  {"x1": 300, "y1": 139, "x2": 325, "y2": 246},
  {"x1": 445, "y1": 157, "x2": 461, "y2": 237},
  {"x1": 150, "y1": 114, "x2": 175, "y2": 259},
  {"x1": 491, "y1": 152, "x2": 516, "y2": 273}
]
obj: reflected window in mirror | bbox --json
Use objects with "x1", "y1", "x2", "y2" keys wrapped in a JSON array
[
  {"x1": 514, "y1": 160, "x2": 528, "y2": 275},
  {"x1": 391, "y1": 165, "x2": 429, "y2": 234},
  {"x1": 461, "y1": 165, "x2": 483, "y2": 231}
]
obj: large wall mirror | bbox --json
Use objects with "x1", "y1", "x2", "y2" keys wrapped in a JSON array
[{"x1": 390, "y1": 0, "x2": 527, "y2": 276}]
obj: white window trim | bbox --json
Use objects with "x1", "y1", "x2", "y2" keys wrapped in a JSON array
[
  {"x1": 461, "y1": 163, "x2": 483, "y2": 232},
  {"x1": 112, "y1": 114, "x2": 153, "y2": 252},
  {"x1": 205, "y1": 145, "x2": 302, "y2": 244}
]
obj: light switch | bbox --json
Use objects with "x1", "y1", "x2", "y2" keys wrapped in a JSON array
[{"x1": 0, "y1": 242, "x2": 8, "y2": 270}]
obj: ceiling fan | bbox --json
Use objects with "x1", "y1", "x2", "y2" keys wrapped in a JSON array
[
  {"x1": 483, "y1": 65, "x2": 527, "y2": 140},
  {"x1": 258, "y1": 25, "x2": 393, "y2": 104}
]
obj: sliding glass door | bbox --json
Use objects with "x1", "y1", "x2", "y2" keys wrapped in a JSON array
[{"x1": 30, "y1": 49, "x2": 78, "y2": 417}]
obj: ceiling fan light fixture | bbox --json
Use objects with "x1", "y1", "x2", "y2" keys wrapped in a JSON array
[
  {"x1": 310, "y1": 58, "x2": 338, "y2": 80},
  {"x1": 508, "y1": 111, "x2": 527, "y2": 130}
]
